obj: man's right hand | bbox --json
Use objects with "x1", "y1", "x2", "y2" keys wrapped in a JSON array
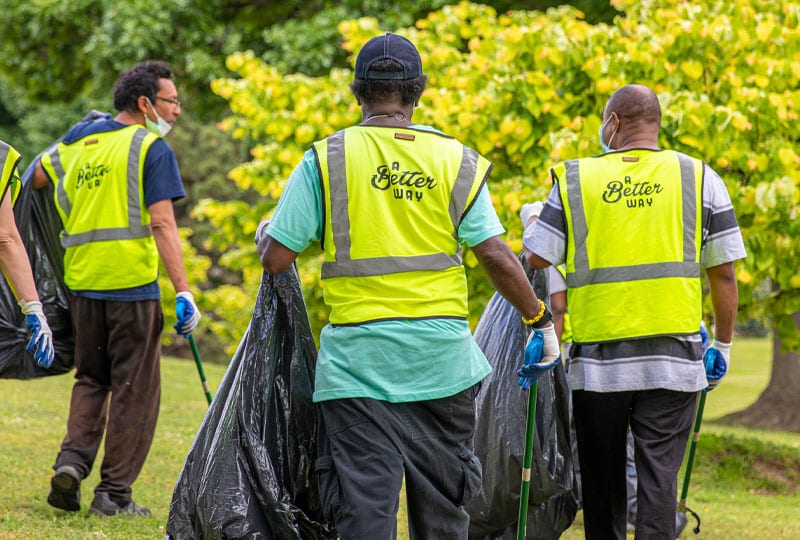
[
  {"x1": 517, "y1": 324, "x2": 561, "y2": 390},
  {"x1": 174, "y1": 291, "x2": 201, "y2": 337},
  {"x1": 704, "y1": 338, "x2": 730, "y2": 390}
]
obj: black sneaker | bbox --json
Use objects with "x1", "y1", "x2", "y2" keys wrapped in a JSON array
[
  {"x1": 89, "y1": 491, "x2": 152, "y2": 518},
  {"x1": 47, "y1": 465, "x2": 81, "y2": 512}
]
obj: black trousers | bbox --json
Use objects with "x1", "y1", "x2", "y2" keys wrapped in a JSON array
[
  {"x1": 316, "y1": 385, "x2": 482, "y2": 540},
  {"x1": 54, "y1": 295, "x2": 163, "y2": 504},
  {"x1": 572, "y1": 389, "x2": 697, "y2": 540}
]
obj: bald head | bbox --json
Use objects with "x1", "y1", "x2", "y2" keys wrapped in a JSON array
[
  {"x1": 602, "y1": 84, "x2": 661, "y2": 150},
  {"x1": 605, "y1": 84, "x2": 661, "y2": 126}
]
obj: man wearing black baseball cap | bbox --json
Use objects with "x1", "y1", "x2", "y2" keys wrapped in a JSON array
[
  {"x1": 354, "y1": 32, "x2": 423, "y2": 80},
  {"x1": 258, "y1": 32, "x2": 559, "y2": 537}
]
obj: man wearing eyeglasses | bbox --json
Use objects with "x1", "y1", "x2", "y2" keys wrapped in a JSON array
[{"x1": 32, "y1": 60, "x2": 201, "y2": 518}]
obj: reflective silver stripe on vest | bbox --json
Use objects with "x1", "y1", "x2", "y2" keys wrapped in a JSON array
[
  {"x1": 324, "y1": 252, "x2": 462, "y2": 278},
  {"x1": 321, "y1": 129, "x2": 472, "y2": 279},
  {"x1": 678, "y1": 153, "x2": 698, "y2": 262},
  {"x1": 0, "y1": 142, "x2": 9, "y2": 170},
  {"x1": 565, "y1": 153, "x2": 700, "y2": 288},
  {"x1": 0, "y1": 143, "x2": 8, "y2": 198},
  {"x1": 327, "y1": 130, "x2": 352, "y2": 266},
  {"x1": 0, "y1": 143, "x2": 9, "y2": 203},
  {"x1": 127, "y1": 129, "x2": 147, "y2": 227},
  {"x1": 54, "y1": 128, "x2": 152, "y2": 248},
  {"x1": 448, "y1": 146, "x2": 479, "y2": 229},
  {"x1": 49, "y1": 142, "x2": 72, "y2": 216}
]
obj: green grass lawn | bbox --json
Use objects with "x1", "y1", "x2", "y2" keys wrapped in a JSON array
[
  {"x1": 560, "y1": 337, "x2": 800, "y2": 540},
  {"x1": 1, "y1": 337, "x2": 797, "y2": 539},
  {"x1": 0, "y1": 354, "x2": 228, "y2": 539}
]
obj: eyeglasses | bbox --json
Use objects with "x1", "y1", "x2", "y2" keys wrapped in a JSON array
[{"x1": 155, "y1": 96, "x2": 181, "y2": 108}]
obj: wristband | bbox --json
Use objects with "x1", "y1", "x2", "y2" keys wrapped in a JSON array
[{"x1": 523, "y1": 300, "x2": 553, "y2": 329}]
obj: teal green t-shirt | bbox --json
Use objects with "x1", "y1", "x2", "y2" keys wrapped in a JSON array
[{"x1": 268, "y1": 130, "x2": 504, "y2": 403}]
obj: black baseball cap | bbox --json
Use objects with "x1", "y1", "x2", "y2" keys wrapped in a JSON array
[{"x1": 354, "y1": 33, "x2": 423, "y2": 80}]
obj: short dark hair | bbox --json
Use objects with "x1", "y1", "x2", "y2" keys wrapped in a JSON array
[
  {"x1": 350, "y1": 59, "x2": 428, "y2": 107},
  {"x1": 112, "y1": 60, "x2": 173, "y2": 113}
]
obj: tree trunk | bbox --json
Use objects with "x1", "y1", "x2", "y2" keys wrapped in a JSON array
[{"x1": 719, "y1": 311, "x2": 800, "y2": 432}]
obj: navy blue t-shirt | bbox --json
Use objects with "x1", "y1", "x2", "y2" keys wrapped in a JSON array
[{"x1": 58, "y1": 117, "x2": 185, "y2": 301}]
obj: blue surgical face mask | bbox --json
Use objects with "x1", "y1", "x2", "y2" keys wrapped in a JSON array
[
  {"x1": 598, "y1": 116, "x2": 617, "y2": 153},
  {"x1": 145, "y1": 98, "x2": 173, "y2": 137},
  {"x1": 598, "y1": 120, "x2": 609, "y2": 153}
]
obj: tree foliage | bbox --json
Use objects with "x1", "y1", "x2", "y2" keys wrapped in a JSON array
[
  {"x1": 201, "y1": 0, "x2": 800, "y2": 356},
  {"x1": 0, "y1": 0, "x2": 622, "y2": 359},
  {"x1": 2, "y1": 0, "x2": 795, "y2": 363},
  {"x1": 0, "y1": 1, "x2": 230, "y2": 113}
]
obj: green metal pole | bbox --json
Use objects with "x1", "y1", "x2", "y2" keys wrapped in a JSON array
[
  {"x1": 679, "y1": 391, "x2": 706, "y2": 506},
  {"x1": 188, "y1": 334, "x2": 213, "y2": 406},
  {"x1": 678, "y1": 391, "x2": 706, "y2": 534},
  {"x1": 517, "y1": 380, "x2": 539, "y2": 540}
]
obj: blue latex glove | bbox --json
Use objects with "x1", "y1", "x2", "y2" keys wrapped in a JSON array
[
  {"x1": 174, "y1": 291, "x2": 201, "y2": 338},
  {"x1": 19, "y1": 300, "x2": 54, "y2": 368},
  {"x1": 703, "y1": 338, "x2": 730, "y2": 391},
  {"x1": 517, "y1": 326, "x2": 561, "y2": 390}
]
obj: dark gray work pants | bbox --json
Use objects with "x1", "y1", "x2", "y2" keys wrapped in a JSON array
[
  {"x1": 316, "y1": 385, "x2": 482, "y2": 540},
  {"x1": 54, "y1": 295, "x2": 163, "y2": 505},
  {"x1": 572, "y1": 389, "x2": 696, "y2": 540}
]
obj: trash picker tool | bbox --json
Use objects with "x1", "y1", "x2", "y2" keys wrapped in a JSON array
[
  {"x1": 678, "y1": 390, "x2": 707, "y2": 534},
  {"x1": 188, "y1": 334, "x2": 213, "y2": 406},
  {"x1": 516, "y1": 375, "x2": 539, "y2": 540},
  {"x1": 515, "y1": 330, "x2": 558, "y2": 540}
]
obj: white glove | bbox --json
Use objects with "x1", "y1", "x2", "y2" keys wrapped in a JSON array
[
  {"x1": 539, "y1": 323, "x2": 561, "y2": 365},
  {"x1": 704, "y1": 338, "x2": 731, "y2": 390},
  {"x1": 710, "y1": 338, "x2": 730, "y2": 363},
  {"x1": 518, "y1": 323, "x2": 561, "y2": 390},
  {"x1": 174, "y1": 291, "x2": 201, "y2": 337},
  {"x1": 520, "y1": 202, "x2": 543, "y2": 229},
  {"x1": 19, "y1": 300, "x2": 55, "y2": 368}
]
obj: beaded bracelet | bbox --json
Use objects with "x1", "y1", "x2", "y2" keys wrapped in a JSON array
[{"x1": 522, "y1": 300, "x2": 546, "y2": 326}]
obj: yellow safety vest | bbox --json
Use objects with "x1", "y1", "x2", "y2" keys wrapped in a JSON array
[
  {"x1": 555, "y1": 149, "x2": 703, "y2": 343},
  {"x1": 313, "y1": 126, "x2": 490, "y2": 325},
  {"x1": 39, "y1": 125, "x2": 160, "y2": 291},
  {"x1": 0, "y1": 141, "x2": 22, "y2": 206}
]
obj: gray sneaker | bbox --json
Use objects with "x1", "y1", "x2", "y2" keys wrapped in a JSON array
[
  {"x1": 89, "y1": 491, "x2": 152, "y2": 518},
  {"x1": 47, "y1": 465, "x2": 81, "y2": 512}
]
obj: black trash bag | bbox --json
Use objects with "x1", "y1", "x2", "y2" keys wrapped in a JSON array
[
  {"x1": 167, "y1": 265, "x2": 337, "y2": 540},
  {"x1": 0, "y1": 147, "x2": 77, "y2": 378},
  {"x1": 466, "y1": 258, "x2": 578, "y2": 539},
  {"x1": 0, "y1": 109, "x2": 109, "y2": 379}
]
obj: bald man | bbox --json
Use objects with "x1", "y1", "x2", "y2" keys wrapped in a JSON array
[{"x1": 523, "y1": 84, "x2": 746, "y2": 539}]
